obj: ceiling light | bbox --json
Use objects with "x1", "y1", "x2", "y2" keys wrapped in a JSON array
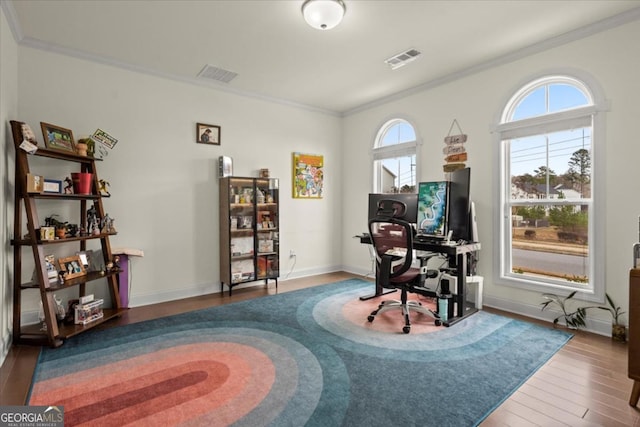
[{"x1": 302, "y1": 0, "x2": 346, "y2": 30}]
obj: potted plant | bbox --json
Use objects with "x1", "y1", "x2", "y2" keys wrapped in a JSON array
[
  {"x1": 597, "y1": 293, "x2": 626, "y2": 342},
  {"x1": 540, "y1": 291, "x2": 595, "y2": 329},
  {"x1": 75, "y1": 138, "x2": 89, "y2": 156}
]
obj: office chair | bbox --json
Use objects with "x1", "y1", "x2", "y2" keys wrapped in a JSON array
[{"x1": 367, "y1": 199, "x2": 441, "y2": 333}]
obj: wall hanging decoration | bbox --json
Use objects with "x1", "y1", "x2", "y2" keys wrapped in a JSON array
[
  {"x1": 292, "y1": 152, "x2": 324, "y2": 199},
  {"x1": 90, "y1": 128, "x2": 118, "y2": 159},
  {"x1": 443, "y1": 119, "x2": 467, "y2": 174},
  {"x1": 197, "y1": 123, "x2": 221, "y2": 145}
]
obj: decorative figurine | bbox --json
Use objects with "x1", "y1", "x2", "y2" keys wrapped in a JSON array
[
  {"x1": 64, "y1": 177, "x2": 73, "y2": 194},
  {"x1": 87, "y1": 204, "x2": 98, "y2": 234},
  {"x1": 67, "y1": 223, "x2": 79, "y2": 237},
  {"x1": 98, "y1": 179, "x2": 111, "y2": 196},
  {"x1": 21, "y1": 123, "x2": 38, "y2": 145},
  {"x1": 101, "y1": 213, "x2": 115, "y2": 233}
]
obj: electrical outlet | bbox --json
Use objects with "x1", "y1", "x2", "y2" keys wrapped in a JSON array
[{"x1": 290, "y1": 250, "x2": 296, "y2": 258}]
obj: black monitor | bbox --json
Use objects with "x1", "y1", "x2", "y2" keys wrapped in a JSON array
[
  {"x1": 448, "y1": 167, "x2": 471, "y2": 242},
  {"x1": 368, "y1": 193, "x2": 418, "y2": 224}
]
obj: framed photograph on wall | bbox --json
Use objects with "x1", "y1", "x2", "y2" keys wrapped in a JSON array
[
  {"x1": 57, "y1": 255, "x2": 86, "y2": 280},
  {"x1": 196, "y1": 123, "x2": 221, "y2": 145},
  {"x1": 40, "y1": 122, "x2": 76, "y2": 153}
]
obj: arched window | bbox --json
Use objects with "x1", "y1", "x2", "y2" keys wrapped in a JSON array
[
  {"x1": 495, "y1": 74, "x2": 604, "y2": 299},
  {"x1": 372, "y1": 119, "x2": 418, "y2": 193}
]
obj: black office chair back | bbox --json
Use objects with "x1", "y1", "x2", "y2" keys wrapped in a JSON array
[{"x1": 368, "y1": 199, "x2": 414, "y2": 280}]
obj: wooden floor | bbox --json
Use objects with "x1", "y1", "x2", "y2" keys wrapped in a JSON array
[{"x1": 2, "y1": 272, "x2": 638, "y2": 426}]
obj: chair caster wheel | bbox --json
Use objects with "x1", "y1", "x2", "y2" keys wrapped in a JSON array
[
  {"x1": 368, "y1": 315, "x2": 375, "y2": 322},
  {"x1": 403, "y1": 326, "x2": 411, "y2": 334},
  {"x1": 435, "y1": 319, "x2": 442, "y2": 326}
]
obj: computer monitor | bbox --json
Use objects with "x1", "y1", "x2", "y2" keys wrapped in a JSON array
[
  {"x1": 448, "y1": 167, "x2": 471, "y2": 242},
  {"x1": 417, "y1": 181, "x2": 449, "y2": 238},
  {"x1": 368, "y1": 193, "x2": 418, "y2": 224}
]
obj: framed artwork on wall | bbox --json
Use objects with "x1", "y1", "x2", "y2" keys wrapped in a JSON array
[
  {"x1": 292, "y1": 152, "x2": 324, "y2": 199},
  {"x1": 41, "y1": 122, "x2": 76, "y2": 153},
  {"x1": 197, "y1": 123, "x2": 221, "y2": 145}
]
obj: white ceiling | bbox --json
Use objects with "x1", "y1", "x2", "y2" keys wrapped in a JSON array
[{"x1": 5, "y1": 0, "x2": 640, "y2": 115}]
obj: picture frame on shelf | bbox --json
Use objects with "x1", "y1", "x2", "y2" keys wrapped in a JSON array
[
  {"x1": 88, "y1": 250, "x2": 106, "y2": 272},
  {"x1": 43, "y1": 179, "x2": 62, "y2": 194},
  {"x1": 31, "y1": 254, "x2": 59, "y2": 284},
  {"x1": 76, "y1": 250, "x2": 93, "y2": 270},
  {"x1": 40, "y1": 226, "x2": 55, "y2": 241},
  {"x1": 40, "y1": 122, "x2": 76, "y2": 153},
  {"x1": 26, "y1": 174, "x2": 44, "y2": 193},
  {"x1": 57, "y1": 255, "x2": 86, "y2": 280},
  {"x1": 196, "y1": 123, "x2": 221, "y2": 145}
]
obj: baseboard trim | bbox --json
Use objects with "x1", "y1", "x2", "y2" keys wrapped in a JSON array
[
  {"x1": 130, "y1": 265, "x2": 343, "y2": 307},
  {"x1": 483, "y1": 294, "x2": 613, "y2": 337}
]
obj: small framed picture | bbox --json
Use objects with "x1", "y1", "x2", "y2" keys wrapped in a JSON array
[
  {"x1": 26, "y1": 174, "x2": 44, "y2": 193},
  {"x1": 41, "y1": 122, "x2": 76, "y2": 153},
  {"x1": 76, "y1": 250, "x2": 93, "y2": 269},
  {"x1": 58, "y1": 255, "x2": 86, "y2": 280},
  {"x1": 43, "y1": 179, "x2": 62, "y2": 194},
  {"x1": 196, "y1": 123, "x2": 221, "y2": 145}
]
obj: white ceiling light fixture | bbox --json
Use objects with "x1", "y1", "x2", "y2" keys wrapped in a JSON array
[{"x1": 302, "y1": 0, "x2": 346, "y2": 30}]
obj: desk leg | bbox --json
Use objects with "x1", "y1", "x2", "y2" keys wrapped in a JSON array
[
  {"x1": 443, "y1": 252, "x2": 478, "y2": 326},
  {"x1": 359, "y1": 272, "x2": 397, "y2": 301}
]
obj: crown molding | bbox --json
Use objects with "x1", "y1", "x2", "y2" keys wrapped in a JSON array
[
  {"x1": 343, "y1": 6, "x2": 640, "y2": 117},
  {"x1": 3, "y1": 1, "x2": 639, "y2": 117},
  {"x1": 1, "y1": 0, "x2": 23, "y2": 41}
]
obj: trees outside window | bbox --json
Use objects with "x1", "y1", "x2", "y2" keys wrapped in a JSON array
[{"x1": 496, "y1": 75, "x2": 603, "y2": 297}]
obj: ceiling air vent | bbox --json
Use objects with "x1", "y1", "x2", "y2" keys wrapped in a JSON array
[
  {"x1": 384, "y1": 48, "x2": 421, "y2": 70},
  {"x1": 197, "y1": 65, "x2": 238, "y2": 83}
]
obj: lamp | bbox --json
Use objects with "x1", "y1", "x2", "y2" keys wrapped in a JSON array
[{"x1": 302, "y1": 0, "x2": 346, "y2": 30}]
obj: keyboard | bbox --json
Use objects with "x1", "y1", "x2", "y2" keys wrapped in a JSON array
[{"x1": 415, "y1": 235, "x2": 444, "y2": 244}]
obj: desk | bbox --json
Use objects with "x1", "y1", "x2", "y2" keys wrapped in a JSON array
[{"x1": 359, "y1": 234, "x2": 481, "y2": 326}]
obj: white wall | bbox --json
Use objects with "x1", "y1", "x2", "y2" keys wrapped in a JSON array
[
  {"x1": 1, "y1": 4, "x2": 19, "y2": 362},
  {"x1": 8, "y1": 45, "x2": 342, "y2": 329},
  {"x1": 342, "y1": 19, "x2": 640, "y2": 333}
]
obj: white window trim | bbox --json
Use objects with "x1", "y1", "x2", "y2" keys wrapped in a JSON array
[
  {"x1": 492, "y1": 71, "x2": 608, "y2": 303},
  {"x1": 371, "y1": 117, "x2": 422, "y2": 193}
]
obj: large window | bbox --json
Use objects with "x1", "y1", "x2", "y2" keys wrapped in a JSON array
[
  {"x1": 372, "y1": 119, "x2": 418, "y2": 193},
  {"x1": 496, "y1": 75, "x2": 603, "y2": 298}
]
